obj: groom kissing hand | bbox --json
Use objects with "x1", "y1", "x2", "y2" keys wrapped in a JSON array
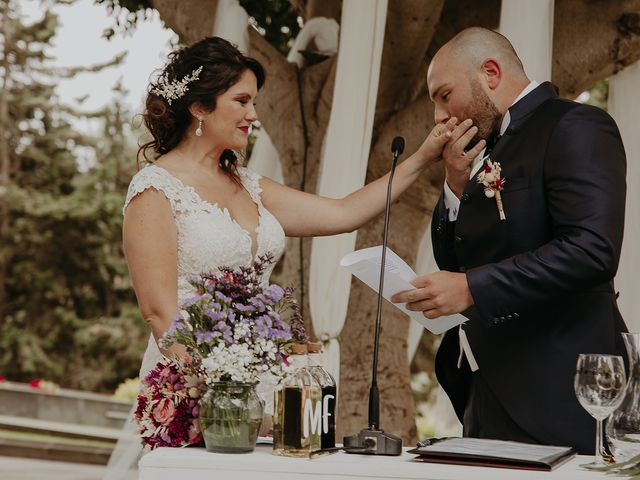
[{"x1": 393, "y1": 26, "x2": 627, "y2": 455}]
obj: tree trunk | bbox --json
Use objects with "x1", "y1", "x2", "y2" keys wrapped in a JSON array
[{"x1": 553, "y1": 0, "x2": 640, "y2": 98}]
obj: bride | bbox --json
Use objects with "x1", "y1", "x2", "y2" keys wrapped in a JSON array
[{"x1": 106, "y1": 36, "x2": 480, "y2": 477}]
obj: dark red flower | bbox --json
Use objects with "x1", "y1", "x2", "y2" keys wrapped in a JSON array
[{"x1": 29, "y1": 379, "x2": 41, "y2": 389}]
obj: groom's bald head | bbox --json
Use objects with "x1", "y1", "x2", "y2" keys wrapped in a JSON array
[{"x1": 442, "y1": 27, "x2": 527, "y2": 78}]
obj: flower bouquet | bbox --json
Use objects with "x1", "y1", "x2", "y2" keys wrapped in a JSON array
[
  {"x1": 159, "y1": 253, "x2": 305, "y2": 453},
  {"x1": 135, "y1": 354, "x2": 204, "y2": 449}
]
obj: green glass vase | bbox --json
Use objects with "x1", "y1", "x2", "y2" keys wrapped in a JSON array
[{"x1": 199, "y1": 381, "x2": 263, "y2": 453}]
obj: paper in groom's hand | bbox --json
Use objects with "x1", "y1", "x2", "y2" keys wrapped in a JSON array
[{"x1": 340, "y1": 246, "x2": 466, "y2": 334}]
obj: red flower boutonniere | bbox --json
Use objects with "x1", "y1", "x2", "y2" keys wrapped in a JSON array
[{"x1": 477, "y1": 159, "x2": 506, "y2": 220}]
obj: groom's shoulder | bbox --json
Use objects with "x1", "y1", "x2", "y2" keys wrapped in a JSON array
[{"x1": 539, "y1": 97, "x2": 617, "y2": 133}]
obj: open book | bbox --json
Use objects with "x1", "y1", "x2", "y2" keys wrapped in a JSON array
[
  {"x1": 407, "y1": 438, "x2": 576, "y2": 471},
  {"x1": 340, "y1": 246, "x2": 466, "y2": 335}
]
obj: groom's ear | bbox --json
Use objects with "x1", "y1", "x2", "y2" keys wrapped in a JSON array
[{"x1": 480, "y1": 59, "x2": 502, "y2": 91}]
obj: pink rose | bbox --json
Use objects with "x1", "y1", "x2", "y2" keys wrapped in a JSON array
[{"x1": 152, "y1": 398, "x2": 176, "y2": 426}]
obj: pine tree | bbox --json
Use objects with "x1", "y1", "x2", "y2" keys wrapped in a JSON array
[{"x1": 0, "y1": 1, "x2": 145, "y2": 391}]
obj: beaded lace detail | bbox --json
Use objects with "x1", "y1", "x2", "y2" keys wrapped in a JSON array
[{"x1": 123, "y1": 164, "x2": 286, "y2": 377}]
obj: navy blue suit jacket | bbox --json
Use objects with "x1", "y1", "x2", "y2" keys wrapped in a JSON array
[{"x1": 431, "y1": 82, "x2": 628, "y2": 454}]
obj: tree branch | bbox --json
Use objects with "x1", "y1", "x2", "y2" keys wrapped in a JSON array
[
  {"x1": 553, "y1": 0, "x2": 640, "y2": 98},
  {"x1": 148, "y1": 0, "x2": 218, "y2": 44},
  {"x1": 374, "y1": 0, "x2": 445, "y2": 125},
  {"x1": 247, "y1": 28, "x2": 304, "y2": 188}
]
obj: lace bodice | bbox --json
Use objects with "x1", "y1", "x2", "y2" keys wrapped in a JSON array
[{"x1": 123, "y1": 164, "x2": 286, "y2": 378}]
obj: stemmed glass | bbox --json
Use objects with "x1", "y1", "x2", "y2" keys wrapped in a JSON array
[{"x1": 574, "y1": 353, "x2": 627, "y2": 466}]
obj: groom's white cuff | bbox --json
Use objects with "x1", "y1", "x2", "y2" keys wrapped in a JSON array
[{"x1": 443, "y1": 180, "x2": 461, "y2": 221}]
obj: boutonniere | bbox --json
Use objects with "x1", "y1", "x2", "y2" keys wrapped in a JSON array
[{"x1": 476, "y1": 159, "x2": 506, "y2": 220}]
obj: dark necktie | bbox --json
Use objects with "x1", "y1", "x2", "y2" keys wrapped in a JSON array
[{"x1": 485, "y1": 134, "x2": 502, "y2": 156}]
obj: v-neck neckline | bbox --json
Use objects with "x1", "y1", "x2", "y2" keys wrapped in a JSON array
[{"x1": 150, "y1": 164, "x2": 262, "y2": 262}]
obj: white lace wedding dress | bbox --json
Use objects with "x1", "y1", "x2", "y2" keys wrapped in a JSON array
[{"x1": 103, "y1": 164, "x2": 285, "y2": 479}]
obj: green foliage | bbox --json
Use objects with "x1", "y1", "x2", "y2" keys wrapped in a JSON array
[
  {"x1": 0, "y1": 2, "x2": 146, "y2": 392},
  {"x1": 582, "y1": 79, "x2": 609, "y2": 111},
  {"x1": 98, "y1": 0, "x2": 302, "y2": 56},
  {"x1": 94, "y1": 0, "x2": 154, "y2": 39},
  {"x1": 239, "y1": 0, "x2": 302, "y2": 55}
]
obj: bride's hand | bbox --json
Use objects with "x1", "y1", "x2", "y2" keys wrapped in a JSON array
[{"x1": 415, "y1": 117, "x2": 458, "y2": 166}]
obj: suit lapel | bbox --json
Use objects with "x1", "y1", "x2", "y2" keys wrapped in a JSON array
[{"x1": 488, "y1": 82, "x2": 559, "y2": 162}]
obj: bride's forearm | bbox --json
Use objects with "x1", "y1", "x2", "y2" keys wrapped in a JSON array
[{"x1": 336, "y1": 148, "x2": 436, "y2": 231}]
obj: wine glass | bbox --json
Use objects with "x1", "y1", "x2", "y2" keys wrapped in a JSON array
[{"x1": 574, "y1": 353, "x2": 627, "y2": 466}]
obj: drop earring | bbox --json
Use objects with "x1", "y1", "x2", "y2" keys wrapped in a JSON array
[{"x1": 195, "y1": 118, "x2": 203, "y2": 137}]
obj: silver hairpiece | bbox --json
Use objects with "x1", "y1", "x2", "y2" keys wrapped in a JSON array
[{"x1": 151, "y1": 66, "x2": 203, "y2": 105}]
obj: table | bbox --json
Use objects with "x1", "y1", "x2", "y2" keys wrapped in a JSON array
[{"x1": 139, "y1": 445, "x2": 610, "y2": 480}]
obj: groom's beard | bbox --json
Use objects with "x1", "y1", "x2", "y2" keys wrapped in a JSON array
[{"x1": 466, "y1": 80, "x2": 502, "y2": 150}]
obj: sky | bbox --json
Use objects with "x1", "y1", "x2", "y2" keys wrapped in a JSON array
[{"x1": 21, "y1": 0, "x2": 176, "y2": 114}]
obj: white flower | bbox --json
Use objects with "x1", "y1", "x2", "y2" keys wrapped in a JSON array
[{"x1": 484, "y1": 172, "x2": 496, "y2": 183}]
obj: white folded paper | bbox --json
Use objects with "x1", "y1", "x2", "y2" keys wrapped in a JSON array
[{"x1": 340, "y1": 246, "x2": 466, "y2": 334}]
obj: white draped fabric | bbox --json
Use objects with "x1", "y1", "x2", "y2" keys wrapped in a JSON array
[
  {"x1": 249, "y1": 17, "x2": 339, "y2": 184},
  {"x1": 498, "y1": 0, "x2": 554, "y2": 81},
  {"x1": 307, "y1": 0, "x2": 388, "y2": 387},
  {"x1": 212, "y1": 0, "x2": 249, "y2": 52},
  {"x1": 407, "y1": 220, "x2": 439, "y2": 362},
  {"x1": 609, "y1": 60, "x2": 640, "y2": 333}
]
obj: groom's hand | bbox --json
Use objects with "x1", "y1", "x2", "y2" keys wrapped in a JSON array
[
  {"x1": 391, "y1": 271, "x2": 473, "y2": 319},
  {"x1": 442, "y1": 120, "x2": 486, "y2": 198},
  {"x1": 417, "y1": 117, "x2": 458, "y2": 164}
]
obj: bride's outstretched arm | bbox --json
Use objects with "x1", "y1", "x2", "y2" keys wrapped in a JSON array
[
  {"x1": 123, "y1": 189, "x2": 187, "y2": 359},
  {"x1": 261, "y1": 119, "x2": 483, "y2": 237}
]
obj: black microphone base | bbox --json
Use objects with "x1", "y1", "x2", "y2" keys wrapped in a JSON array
[{"x1": 343, "y1": 428, "x2": 402, "y2": 456}]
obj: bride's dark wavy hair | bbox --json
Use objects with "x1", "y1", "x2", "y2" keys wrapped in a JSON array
[{"x1": 137, "y1": 37, "x2": 265, "y2": 179}]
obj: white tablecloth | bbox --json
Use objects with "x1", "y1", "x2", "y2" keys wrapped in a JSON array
[{"x1": 139, "y1": 445, "x2": 609, "y2": 480}]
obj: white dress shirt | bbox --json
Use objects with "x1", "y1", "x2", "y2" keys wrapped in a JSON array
[{"x1": 443, "y1": 81, "x2": 539, "y2": 372}]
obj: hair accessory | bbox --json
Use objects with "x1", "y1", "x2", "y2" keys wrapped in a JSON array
[
  {"x1": 151, "y1": 66, "x2": 203, "y2": 105},
  {"x1": 195, "y1": 118, "x2": 203, "y2": 137}
]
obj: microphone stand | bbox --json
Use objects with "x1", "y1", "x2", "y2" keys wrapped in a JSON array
[{"x1": 343, "y1": 137, "x2": 405, "y2": 456}]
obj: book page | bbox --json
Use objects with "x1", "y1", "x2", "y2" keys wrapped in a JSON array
[{"x1": 340, "y1": 246, "x2": 466, "y2": 335}]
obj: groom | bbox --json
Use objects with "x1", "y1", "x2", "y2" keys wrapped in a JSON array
[{"x1": 393, "y1": 27, "x2": 628, "y2": 453}]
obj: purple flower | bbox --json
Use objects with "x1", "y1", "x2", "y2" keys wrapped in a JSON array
[
  {"x1": 194, "y1": 330, "x2": 218, "y2": 344},
  {"x1": 249, "y1": 297, "x2": 266, "y2": 311},
  {"x1": 265, "y1": 284, "x2": 285, "y2": 302},
  {"x1": 214, "y1": 291, "x2": 232, "y2": 303},
  {"x1": 234, "y1": 303, "x2": 255, "y2": 313},
  {"x1": 205, "y1": 309, "x2": 224, "y2": 322}
]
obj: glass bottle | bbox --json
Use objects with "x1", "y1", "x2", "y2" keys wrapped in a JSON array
[
  {"x1": 606, "y1": 332, "x2": 640, "y2": 461},
  {"x1": 273, "y1": 343, "x2": 321, "y2": 457},
  {"x1": 307, "y1": 342, "x2": 336, "y2": 449}
]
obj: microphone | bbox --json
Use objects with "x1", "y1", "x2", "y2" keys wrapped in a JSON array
[
  {"x1": 391, "y1": 136, "x2": 404, "y2": 158},
  {"x1": 342, "y1": 137, "x2": 404, "y2": 456}
]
